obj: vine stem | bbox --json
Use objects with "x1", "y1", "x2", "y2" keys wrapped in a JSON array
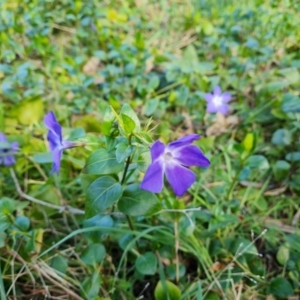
[
  {"x1": 119, "y1": 134, "x2": 141, "y2": 252},
  {"x1": 9, "y1": 168, "x2": 84, "y2": 215}
]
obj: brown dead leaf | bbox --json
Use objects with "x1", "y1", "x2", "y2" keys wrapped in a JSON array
[
  {"x1": 210, "y1": 261, "x2": 227, "y2": 272},
  {"x1": 206, "y1": 113, "x2": 238, "y2": 137},
  {"x1": 83, "y1": 57, "x2": 100, "y2": 75}
]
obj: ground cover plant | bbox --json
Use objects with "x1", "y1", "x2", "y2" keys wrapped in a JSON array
[{"x1": 1, "y1": 0, "x2": 300, "y2": 299}]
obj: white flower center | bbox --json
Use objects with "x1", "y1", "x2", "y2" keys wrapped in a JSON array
[
  {"x1": 164, "y1": 152, "x2": 173, "y2": 161},
  {"x1": 212, "y1": 95, "x2": 223, "y2": 107}
]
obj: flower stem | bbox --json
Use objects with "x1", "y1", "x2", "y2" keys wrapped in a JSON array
[{"x1": 119, "y1": 134, "x2": 141, "y2": 252}]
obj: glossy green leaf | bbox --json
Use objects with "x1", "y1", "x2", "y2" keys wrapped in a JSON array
[
  {"x1": 120, "y1": 104, "x2": 140, "y2": 132},
  {"x1": 267, "y1": 277, "x2": 294, "y2": 297},
  {"x1": 101, "y1": 106, "x2": 115, "y2": 136},
  {"x1": 281, "y1": 93, "x2": 300, "y2": 113},
  {"x1": 273, "y1": 160, "x2": 290, "y2": 181},
  {"x1": 120, "y1": 113, "x2": 136, "y2": 134},
  {"x1": 82, "y1": 149, "x2": 124, "y2": 175},
  {"x1": 86, "y1": 176, "x2": 122, "y2": 217},
  {"x1": 118, "y1": 184, "x2": 162, "y2": 216},
  {"x1": 81, "y1": 243, "x2": 106, "y2": 265},
  {"x1": 271, "y1": 129, "x2": 291, "y2": 146},
  {"x1": 81, "y1": 272, "x2": 101, "y2": 299},
  {"x1": 116, "y1": 142, "x2": 134, "y2": 163},
  {"x1": 285, "y1": 152, "x2": 300, "y2": 162},
  {"x1": 246, "y1": 155, "x2": 269, "y2": 169},
  {"x1": 144, "y1": 98, "x2": 159, "y2": 116},
  {"x1": 154, "y1": 280, "x2": 181, "y2": 300},
  {"x1": 276, "y1": 244, "x2": 289, "y2": 266},
  {"x1": 15, "y1": 216, "x2": 30, "y2": 231},
  {"x1": 135, "y1": 252, "x2": 157, "y2": 275},
  {"x1": 51, "y1": 256, "x2": 68, "y2": 275}
]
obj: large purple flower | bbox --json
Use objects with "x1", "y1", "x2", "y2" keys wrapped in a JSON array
[
  {"x1": 204, "y1": 86, "x2": 231, "y2": 115},
  {"x1": 0, "y1": 133, "x2": 19, "y2": 167},
  {"x1": 140, "y1": 134, "x2": 210, "y2": 197},
  {"x1": 44, "y1": 111, "x2": 75, "y2": 174}
]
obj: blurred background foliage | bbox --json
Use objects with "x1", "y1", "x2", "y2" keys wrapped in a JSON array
[{"x1": 1, "y1": 0, "x2": 300, "y2": 299}]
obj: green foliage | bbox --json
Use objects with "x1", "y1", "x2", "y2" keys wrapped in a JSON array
[
  {"x1": 154, "y1": 280, "x2": 181, "y2": 300},
  {"x1": 2, "y1": 0, "x2": 300, "y2": 298}
]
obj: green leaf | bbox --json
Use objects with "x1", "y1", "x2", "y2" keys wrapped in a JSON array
[
  {"x1": 137, "y1": 151, "x2": 151, "y2": 173},
  {"x1": 82, "y1": 149, "x2": 124, "y2": 175},
  {"x1": 278, "y1": 67, "x2": 299, "y2": 85},
  {"x1": 0, "y1": 197, "x2": 15, "y2": 214},
  {"x1": 68, "y1": 127, "x2": 86, "y2": 140},
  {"x1": 120, "y1": 103, "x2": 140, "y2": 132},
  {"x1": 101, "y1": 106, "x2": 115, "y2": 136},
  {"x1": 51, "y1": 256, "x2": 68, "y2": 275},
  {"x1": 83, "y1": 214, "x2": 114, "y2": 242},
  {"x1": 271, "y1": 129, "x2": 291, "y2": 146},
  {"x1": 118, "y1": 184, "x2": 162, "y2": 216},
  {"x1": 277, "y1": 244, "x2": 289, "y2": 266},
  {"x1": 116, "y1": 142, "x2": 135, "y2": 163},
  {"x1": 285, "y1": 152, "x2": 300, "y2": 162},
  {"x1": 86, "y1": 176, "x2": 122, "y2": 218},
  {"x1": 273, "y1": 160, "x2": 290, "y2": 181},
  {"x1": 15, "y1": 97, "x2": 44, "y2": 125},
  {"x1": 81, "y1": 272, "x2": 101, "y2": 299},
  {"x1": 281, "y1": 93, "x2": 300, "y2": 113},
  {"x1": 246, "y1": 155, "x2": 269, "y2": 169},
  {"x1": 135, "y1": 252, "x2": 157, "y2": 275},
  {"x1": 166, "y1": 264, "x2": 186, "y2": 280},
  {"x1": 144, "y1": 98, "x2": 159, "y2": 116},
  {"x1": 242, "y1": 133, "x2": 256, "y2": 152},
  {"x1": 32, "y1": 152, "x2": 53, "y2": 164},
  {"x1": 81, "y1": 243, "x2": 106, "y2": 265},
  {"x1": 267, "y1": 277, "x2": 294, "y2": 298},
  {"x1": 120, "y1": 113, "x2": 136, "y2": 134},
  {"x1": 154, "y1": 280, "x2": 181, "y2": 300},
  {"x1": 15, "y1": 216, "x2": 30, "y2": 231}
]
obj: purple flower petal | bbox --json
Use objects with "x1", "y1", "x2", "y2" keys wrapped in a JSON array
[
  {"x1": 204, "y1": 93, "x2": 213, "y2": 102},
  {"x1": 165, "y1": 162, "x2": 196, "y2": 196},
  {"x1": 0, "y1": 133, "x2": 7, "y2": 143},
  {"x1": 206, "y1": 102, "x2": 218, "y2": 113},
  {"x1": 222, "y1": 92, "x2": 231, "y2": 103},
  {"x1": 11, "y1": 142, "x2": 19, "y2": 151},
  {"x1": 213, "y1": 86, "x2": 222, "y2": 96},
  {"x1": 50, "y1": 149, "x2": 63, "y2": 174},
  {"x1": 44, "y1": 111, "x2": 58, "y2": 128},
  {"x1": 47, "y1": 130, "x2": 61, "y2": 151},
  {"x1": 168, "y1": 134, "x2": 200, "y2": 150},
  {"x1": 140, "y1": 160, "x2": 164, "y2": 193},
  {"x1": 44, "y1": 111, "x2": 63, "y2": 141},
  {"x1": 173, "y1": 145, "x2": 210, "y2": 167},
  {"x1": 4, "y1": 155, "x2": 16, "y2": 166},
  {"x1": 218, "y1": 104, "x2": 230, "y2": 115},
  {"x1": 150, "y1": 140, "x2": 165, "y2": 161}
]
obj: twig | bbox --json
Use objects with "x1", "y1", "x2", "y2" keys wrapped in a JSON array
[
  {"x1": 9, "y1": 168, "x2": 84, "y2": 215},
  {"x1": 31, "y1": 264, "x2": 84, "y2": 300}
]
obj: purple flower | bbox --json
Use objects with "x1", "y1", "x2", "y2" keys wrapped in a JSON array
[
  {"x1": 204, "y1": 86, "x2": 231, "y2": 115},
  {"x1": 44, "y1": 111, "x2": 75, "y2": 174},
  {"x1": 0, "y1": 133, "x2": 19, "y2": 167},
  {"x1": 140, "y1": 134, "x2": 210, "y2": 197}
]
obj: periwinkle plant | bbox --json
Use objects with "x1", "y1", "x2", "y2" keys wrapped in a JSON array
[{"x1": 3, "y1": 104, "x2": 212, "y2": 233}]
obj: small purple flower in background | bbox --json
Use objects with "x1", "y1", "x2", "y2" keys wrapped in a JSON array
[
  {"x1": 204, "y1": 86, "x2": 231, "y2": 115},
  {"x1": 0, "y1": 133, "x2": 19, "y2": 167},
  {"x1": 44, "y1": 111, "x2": 76, "y2": 174},
  {"x1": 140, "y1": 134, "x2": 210, "y2": 197}
]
